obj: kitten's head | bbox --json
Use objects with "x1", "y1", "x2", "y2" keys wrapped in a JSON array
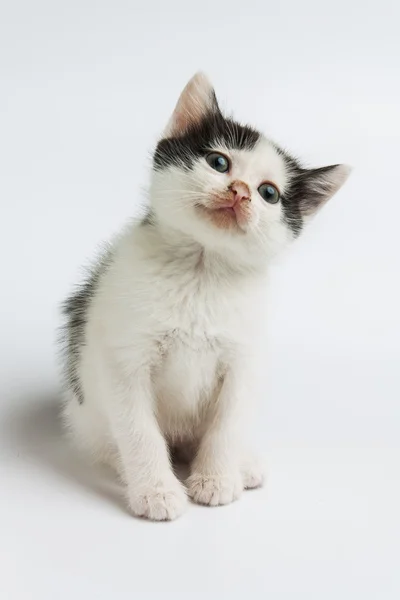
[{"x1": 150, "y1": 73, "x2": 350, "y2": 264}]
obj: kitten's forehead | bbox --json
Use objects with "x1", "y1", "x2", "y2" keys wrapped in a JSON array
[{"x1": 216, "y1": 136, "x2": 290, "y2": 191}]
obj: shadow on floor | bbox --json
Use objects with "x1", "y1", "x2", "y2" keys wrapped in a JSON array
[
  {"x1": 1, "y1": 392, "x2": 127, "y2": 513},
  {"x1": 1, "y1": 391, "x2": 190, "y2": 516}
]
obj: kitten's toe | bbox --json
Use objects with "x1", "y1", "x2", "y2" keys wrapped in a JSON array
[
  {"x1": 128, "y1": 478, "x2": 187, "y2": 521},
  {"x1": 187, "y1": 472, "x2": 243, "y2": 506},
  {"x1": 241, "y1": 456, "x2": 266, "y2": 489}
]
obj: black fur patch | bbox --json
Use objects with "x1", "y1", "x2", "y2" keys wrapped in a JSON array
[
  {"x1": 272, "y1": 149, "x2": 304, "y2": 236},
  {"x1": 140, "y1": 209, "x2": 155, "y2": 227},
  {"x1": 154, "y1": 111, "x2": 260, "y2": 172},
  {"x1": 61, "y1": 251, "x2": 112, "y2": 404}
]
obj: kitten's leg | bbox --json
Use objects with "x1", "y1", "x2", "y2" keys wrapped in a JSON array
[
  {"x1": 187, "y1": 366, "x2": 250, "y2": 506},
  {"x1": 105, "y1": 367, "x2": 187, "y2": 521}
]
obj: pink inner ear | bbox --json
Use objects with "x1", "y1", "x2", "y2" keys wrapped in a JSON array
[
  {"x1": 172, "y1": 104, "x2": 196, "y2": 135},
  {"x1": 164, "y1": 72, "x2": 216, "y2": 137}
]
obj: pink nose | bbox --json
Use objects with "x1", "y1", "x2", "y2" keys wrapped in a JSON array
[{"x1": 230, "y1": 180, "x2": 251, "y2": 203}]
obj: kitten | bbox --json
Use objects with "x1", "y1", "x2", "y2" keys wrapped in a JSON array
[{"x1": 62, "y1": 73, "x2": 350, "y2": 520}]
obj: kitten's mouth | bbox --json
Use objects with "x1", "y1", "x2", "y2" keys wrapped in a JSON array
[{"x1": 196, "y1": 196, "x2": 251, "y2": 232}]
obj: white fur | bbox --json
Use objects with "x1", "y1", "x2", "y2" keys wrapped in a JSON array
[
  {"x1": 64, "y1": 217, "x2": 272, "y2": 519},
  {"x1": 63, "y1": 73, "x2": 348, "y2": 520}
]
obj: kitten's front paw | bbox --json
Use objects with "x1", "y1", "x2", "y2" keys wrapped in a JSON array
[
  {"x1": 128, "y1": 478, "x2": 187, "y2": 521},
  {"x1": 187, "y1": 472, "x2": 243, "y2": 506}
]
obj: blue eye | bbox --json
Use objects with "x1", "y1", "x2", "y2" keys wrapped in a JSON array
[
  {"x1": 206, "y1": 152, "x2": 230, "y2": 173},
  {"x1": 258, "y1": 182, "x2": 280, "y2": 204}
]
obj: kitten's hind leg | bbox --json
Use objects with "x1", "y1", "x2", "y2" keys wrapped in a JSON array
[
  {"x1": 62, "y1": 391, "x2": 113, "y2": 465},
  {"x1": 62, "y1": 392, "x2": 128, "y2": 485},
  {"x1": 240, "y1": 452, "x2": 266, "y2": 490}
]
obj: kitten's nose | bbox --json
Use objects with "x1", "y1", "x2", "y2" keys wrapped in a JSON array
[{"x1": 230, "y1": 180, "x2": 251, "y2": 203}]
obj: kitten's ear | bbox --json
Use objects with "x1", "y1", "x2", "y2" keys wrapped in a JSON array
[
  {"x1": 297, "y1": 164, "x2": 352, "y2": 215},
  {"x1": 164, "y1": 72, "x2": 221, "y2": 138}
]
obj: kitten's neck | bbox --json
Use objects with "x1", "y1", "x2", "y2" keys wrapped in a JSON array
[{"x1": 141, "y1": 213, "x2": 269, "y2": 279}]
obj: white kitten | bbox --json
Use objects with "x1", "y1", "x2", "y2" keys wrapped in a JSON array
[{"x1": 62, "y1": 73, "x2": 350, "y2": 520}]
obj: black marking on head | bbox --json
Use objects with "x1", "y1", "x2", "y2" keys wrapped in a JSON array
[
  {"x1": 154, "y1": 110, "x2": 260, "y2": 171},
  {"x1": 154, "y1": 99, "x2": 344, "y2": 238},
  {"x1": 274, "y1": 149, "x2": 343, "y2": 237},
  {"x1": 61, "y1": 250, "x2": 112, "y2": 404},
  {"x1": 269, "y1": 148, "x2": 303, "y2": 236}
]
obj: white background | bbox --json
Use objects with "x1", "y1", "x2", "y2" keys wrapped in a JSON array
[{"x1": 1, "y1": 1, "x2": 399, "y2": 598}]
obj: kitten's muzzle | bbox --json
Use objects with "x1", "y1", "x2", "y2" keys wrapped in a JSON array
[
  {"x1": 214, "y1": 180, "x2": 251, "y2": 218},
  {"x1": 198, "y1": 180, "x2": 252, "y2": 231}
]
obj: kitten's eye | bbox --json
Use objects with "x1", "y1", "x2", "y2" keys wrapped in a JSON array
[
  {"x1": 206, "y1": 152, "x2": 230, "y2": 173},
  {"x1": 258, "y1": 183, "x2": 280, "y2": 204}
]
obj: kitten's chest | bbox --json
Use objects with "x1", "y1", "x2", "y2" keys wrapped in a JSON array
[
  {"x1": 152, "y1": 280, "x2": 243, "y2": 412},
  {"x1": 156, "y1": 287, "x2": 231, "y2": 378},
  {"x1": 153, "y1": 325, "x2": 224, "y2": 427},
  {"x1": 155, "y1": 272, "x2": 248, "y2": 342}
]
